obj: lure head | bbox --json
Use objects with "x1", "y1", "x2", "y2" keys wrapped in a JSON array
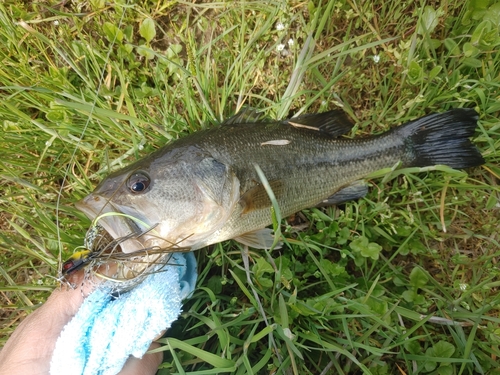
[{"x1": 61, "y1": 249, "x2": 93, "y2": 276}]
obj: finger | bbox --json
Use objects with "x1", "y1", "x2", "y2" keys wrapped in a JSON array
[
  {"x1": 47, "y1": 274, "x2": 87, "y2": 315},
  {"x1": 118, "y1": 342, "x2": 163, "y2": 375},
  {"x1": 0, "y1": 271, "x2": 91, "y2": 374},
  {"x1": 50, "y1": 266, "x2": 112, "y2": 318}
]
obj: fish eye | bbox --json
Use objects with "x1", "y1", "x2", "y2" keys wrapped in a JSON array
[{"x1": 128, "y1": 172, "x2": 151, "y2": 194}]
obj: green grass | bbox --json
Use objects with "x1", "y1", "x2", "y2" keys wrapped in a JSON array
[{"x1": 1, "y1": 0, "x2": 500, "y2": 374}]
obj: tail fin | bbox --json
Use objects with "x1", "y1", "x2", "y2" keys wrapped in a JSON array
[{"x1": 399, "y1": 108, "x2": 484, "y2": 169}]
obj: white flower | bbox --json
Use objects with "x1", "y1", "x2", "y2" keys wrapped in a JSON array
[
  {"x1": 53, "y1": 20, "x2": 59, "y2": 26},
  {"x1": 287, "y1": 38, "x2": 294, "y2": 47},
  {"x1": 276, "y1": 22, "x2": 285, "y2": 31},
  {"x1": 277, "y1": 43, "x2": 285, "y2": 52},
  {"x1": 373, "y1": 54, "x2": 380, "y2": 63}
]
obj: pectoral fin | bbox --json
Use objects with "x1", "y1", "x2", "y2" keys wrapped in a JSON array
[
  {"x1": 239, "y1": 179, "x2": 284, "y2": 214},
  {"x1": 234, "y1": 228, "x2": 282, "y2": 249},
  {"x1": 317, "y1": 182, "x2": 369, "y2": 206}
]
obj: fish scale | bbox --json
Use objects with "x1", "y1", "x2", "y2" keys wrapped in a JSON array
[{"x1": 199, "y1": 126, "x2": 401, "y2": 235}]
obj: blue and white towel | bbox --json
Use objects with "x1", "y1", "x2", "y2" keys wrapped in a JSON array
[{"x1": 50, "y1": 252, "x2": 197, "y2": 375}]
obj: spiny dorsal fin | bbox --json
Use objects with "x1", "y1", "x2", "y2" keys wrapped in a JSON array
[
  {"x1": 222, "y1": 107, "x2": 272, "y2": 126},
  {"x1": 239, "y1": 180, "x2": 284, "y2": 214},
  {"x1": 286, "y1": 110, "x2": 354, "y2": 137}
]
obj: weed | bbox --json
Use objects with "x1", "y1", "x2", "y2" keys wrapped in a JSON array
[{"x1": 1, "y1": 1, "x2": 499, "y2": 374}]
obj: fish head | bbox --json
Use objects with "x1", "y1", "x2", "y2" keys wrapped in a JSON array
[{"x1": 76, "y1": 147, "x2": 240, "y2": 253}]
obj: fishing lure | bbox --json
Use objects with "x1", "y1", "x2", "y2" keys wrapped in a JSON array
[{"x1": 61, "y1": 249, "x2": 95, "y2": 276}]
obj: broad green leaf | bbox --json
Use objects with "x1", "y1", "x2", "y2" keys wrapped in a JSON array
[
  {"x1": 319, "y1": 258, "x2": 345, "y2": 277},
  {"x1": 45, "y1": 109, "x2": 67, "y2": 123},
  {"x1": 103, "y1": 22, "x2": 123, "y2": 43},
  {"x1": 139, "y1": 17, "x2": 156, "y2": 42},
  {"x1": 424, "y1": 358, "x2": 437, "y2": 372},
  {"x1": 484, "y1": 2, "x2": 500, "y2": 26},
  {"x1": 365, "y1": 296, "x2": 389, "y2": 317},
  {"x1": 253, "y1": 257, "x2": 274, "y2": 277},
  {"x1": 413, "y1": 294, "x2": 426, "y2": 305},
  {"x1": 409, "y1": 267, "x2": 429, "y2": 289},
  {"x1": 423, "y1": 340, "x2": 455, "y2": 372},
  {"x1": 349, "y1": 236, "x2": 369, "y2": 253},
  {"x1": 463, "y1": 42, "x2": 480, "y2": 57},
  {"x1": 362, "y1": 241, "x2": 382, "y2": 260},
  {"x1": 136, "y1": 45, "x2": 155, "y2": 60},
  {"x1": 123, "y1": 24, "x2": 133, "y2": 41},
  {"x1": 253, "y1": 257, "x2": 274, "y2": 289},
  {"x1": 432, "y1": 340, "x2": 455, "y2": 358},
  {"x1": 167, "y1": 43, "x2": 182, "y2": 56},
  {"x1": 206, "y1": 275, "x2": 223, "y2": 294},
  {"x1": 417, "y1": 6, "x2": 444, "y2": 35},
  {"x1": 402, "y1": 289, "x2": 416, "y2": 302},
  {"x1": 404, "y1": 340, "x2": 422, "y2": 355},
  {"x1": 258, "y1": 277, "x2": 273, "y2": 288},
  {"x1": 468, "y1": 0, "x2": 490, "y2": 12},
  {"x1": 470, "y1": 19, "x2": 500, "y2": 50},
  {"x1": 350, "y1": 236, "x2": 382, "y2": 260}
]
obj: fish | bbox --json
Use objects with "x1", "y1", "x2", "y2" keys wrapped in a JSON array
[{"x1": 75, "y1": 108, "x2": 484, "y2": 254}]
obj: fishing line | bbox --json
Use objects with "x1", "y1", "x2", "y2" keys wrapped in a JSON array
[{"x1": 54, "y1": 2, "x2": 131, "y2": 274}]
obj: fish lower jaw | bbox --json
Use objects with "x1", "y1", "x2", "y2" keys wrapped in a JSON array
[
  {"x1": 116, "y1": 234, "x2": 193, "y2": 254},
  {"x1": 116, "y1": 237, "x2": 150, "y2": 254},
  {"x1": 77, "y1": 200, "x2": 206, "y2": 253}
]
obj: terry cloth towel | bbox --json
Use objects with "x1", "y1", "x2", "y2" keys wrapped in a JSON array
[{"x1": 50, "y1": 252, "x2": 197, "y2": 375}]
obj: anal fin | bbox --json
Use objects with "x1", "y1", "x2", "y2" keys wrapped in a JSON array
[{"x1": 317, "y1": 182, "x2": 368, "y2": 207}]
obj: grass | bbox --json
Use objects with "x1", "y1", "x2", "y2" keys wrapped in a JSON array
[{"x1": 1, "y1": 0, "x2": 499, "y2": 374}]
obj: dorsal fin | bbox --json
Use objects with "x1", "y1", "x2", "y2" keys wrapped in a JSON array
[
  {"x1": 285, "y1": 110, "x2": 354, "y2": 137},
  {"x1": 222, "y1": 107, "x2": 272, "y2": 125}
]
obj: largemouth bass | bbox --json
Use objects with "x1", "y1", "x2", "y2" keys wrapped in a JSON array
[{"x1": 76, "y1": 108, "x2": 484, "y2": 254}]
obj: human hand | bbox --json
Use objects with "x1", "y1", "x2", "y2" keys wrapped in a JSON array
[{"x1": 0, "y1": 273, "x2": 163, "y2": 375}]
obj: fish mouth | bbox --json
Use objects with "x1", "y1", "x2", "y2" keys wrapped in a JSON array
[{"x1": 75, "y1": 194, "x2": 153, "y2": 254}]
